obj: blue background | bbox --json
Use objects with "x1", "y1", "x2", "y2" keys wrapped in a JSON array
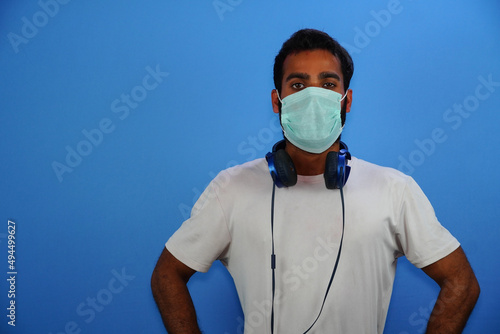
[{"x1": 1, "y1": 1, "x2": 499, "y2": 333}]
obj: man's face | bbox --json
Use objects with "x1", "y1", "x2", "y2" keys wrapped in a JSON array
[{"x1": 272, "y1": 49, "x2": 352, "y2": 114}]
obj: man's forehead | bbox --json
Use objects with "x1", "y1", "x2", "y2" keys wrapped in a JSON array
[{"x1": 282, "y1": 49, "x2": 342, "y2": 77}]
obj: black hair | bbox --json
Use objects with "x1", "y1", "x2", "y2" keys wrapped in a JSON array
[{"x1": 273, "y1": 29, "x2": 354, "y2": 94}]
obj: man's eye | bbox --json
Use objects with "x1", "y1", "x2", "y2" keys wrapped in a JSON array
[
  {"x1": 323, "y1": 82, "x2": 336, "y2": 88},
  {"x1": 292, "y1": 83, "x2": 304, "y2": 89}
]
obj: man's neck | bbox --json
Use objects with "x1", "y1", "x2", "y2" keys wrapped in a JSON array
[{"x1": 285, "y1": 140, "x2": 340, "y2": 176}]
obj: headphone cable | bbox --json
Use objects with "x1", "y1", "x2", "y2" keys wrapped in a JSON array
[
  {"x1": 270, "y1": 181, "x2": 346, "y2": 334},
  {"x1": 302, "y1": 184, "x2": 345, "y2": 333},
  {"x1": 270, "y1": 183, "x2": 277, "y2": 334}
]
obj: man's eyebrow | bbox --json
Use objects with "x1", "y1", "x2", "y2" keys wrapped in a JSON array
[
  {"x1": 285, "y1": 72, "x2": 310, "y2": 82},
  {"x1": 319, "y1": 72, "x2": 341, "y2": 80},
  {"x1": 285, "y1": 72, "x2": 341, "y2": 82}
]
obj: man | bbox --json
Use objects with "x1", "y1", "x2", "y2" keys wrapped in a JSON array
[{"x1": 151, "y1": 29, "x2": 479, "y2": 333}]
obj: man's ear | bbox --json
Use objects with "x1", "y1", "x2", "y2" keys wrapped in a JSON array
[
  {"x1": 271, "y1": 89, "x2": 280, "y2": 114},
  {"x1": 345, "y1": 89, "x2": 353, "y2": 113}
]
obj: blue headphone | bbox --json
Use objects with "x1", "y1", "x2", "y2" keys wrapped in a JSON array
[{"x1": 265, "y1": 140, "x2": 351, "y2": 189}]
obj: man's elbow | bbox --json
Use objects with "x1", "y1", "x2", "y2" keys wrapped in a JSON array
[
  {"x1": 450, "y1": 267, "x2": 480, "y2": 309},
  {"x1": 467, "y1": 273, "x2": 480, "y2": 305},
  {"x1": 151, "y1": 265, "x2": 162, "y2": 300}
]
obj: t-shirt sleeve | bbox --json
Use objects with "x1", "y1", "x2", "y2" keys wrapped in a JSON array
[
  {"x1": 395, "y1": 176, "x2": 460, "y2": 268},
  {"x1": 165, "y1": 175, "x2": 231, "y2": 273}
]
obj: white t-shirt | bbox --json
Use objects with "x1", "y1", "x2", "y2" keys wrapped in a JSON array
[{"x1": 166, "y1": 157, "x2": 459, "y2": 334}]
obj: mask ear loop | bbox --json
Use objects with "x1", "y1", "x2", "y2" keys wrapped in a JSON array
[
  {"x1": 340, "y1": 90, "x2": 348, "y2": 101},
  {"x1": 275, "y1": 89, "x2": 286, "y2": 135},
  {"x1": 275, "y1": 89, "x2": 283, "y2": 103},
  {"x1": 339, "y1": 90, "x2": 349, "y2": 132}
]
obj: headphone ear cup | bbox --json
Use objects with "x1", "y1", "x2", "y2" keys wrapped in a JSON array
[
  {"x1": 274, "y1": 149, "x2": 297, "y2": 187},
  {"x1": 324, "y1": 151, "x2": 339, "y2": 189}
]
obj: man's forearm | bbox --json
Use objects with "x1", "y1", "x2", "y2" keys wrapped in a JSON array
[
  {"x1": 425, "y1": 276, "x2": 480, "y2": 333},
  {"x1": 151, "y1": 252, "x2": 202, "y2": 334}
]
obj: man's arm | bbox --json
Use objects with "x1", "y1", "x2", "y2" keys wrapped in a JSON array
[
  {"x1": 421, "y1": 246, "x2": 480, "y2": 334},
  {"x1": 151, "y1": 248, "x2": 202, "y2": 334}
]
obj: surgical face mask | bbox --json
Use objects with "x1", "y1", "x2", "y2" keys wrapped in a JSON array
[{"x1": 277, "y1": 87, "x2": 347, "y2": 154}]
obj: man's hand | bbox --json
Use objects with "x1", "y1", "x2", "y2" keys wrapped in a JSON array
[
  {"x1": 422, "y1": 246, "x2": 480, "y2": 333},
  {"x1": 151, "y1": 248, "x2": 202, "y2": 334}
]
